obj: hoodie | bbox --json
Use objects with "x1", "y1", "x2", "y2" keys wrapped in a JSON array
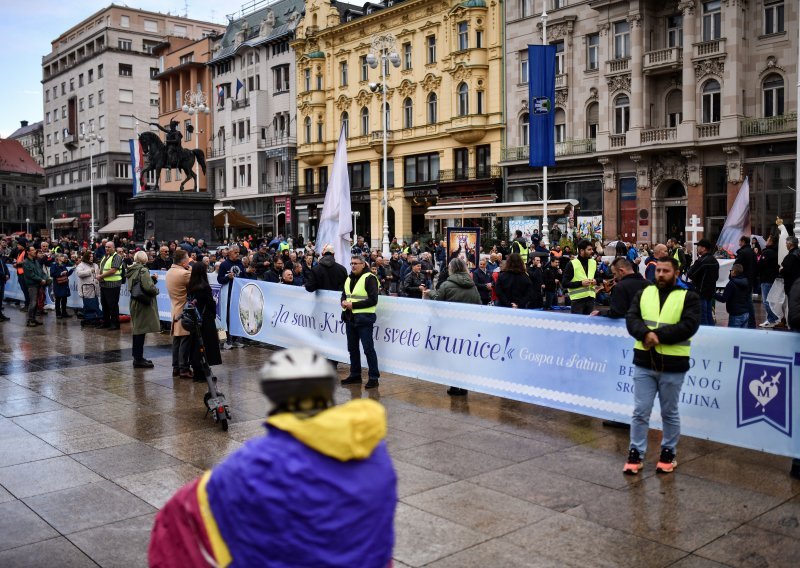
[
  {"x1": 305, "y1": 254, "x2": 348, "y2": 292},
  {"x1": 149, "y1": 399, "x2": 397, "y2": 568},
  {"x1": 715, "y1": 274, "x2": 751, "y2": 316},
  {"x1": 428, "y1": 271, "x2": 481, "y2": 304}
]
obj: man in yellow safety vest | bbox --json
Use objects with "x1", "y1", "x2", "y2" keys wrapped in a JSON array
[
  {"x1": 623, "y1": 256, "x2": 700, "y2": 476},
  {"x1": 340, "y1": 255, "x2": 381, "y2": 389},
  {"x1": 562, "y1": 239, "x2": 600, "y2": 314},
  {"x1": 97, "y1": 241, "x2": 124, "y2": 330}
]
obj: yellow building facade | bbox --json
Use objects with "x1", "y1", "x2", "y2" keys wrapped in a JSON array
[{"x1": 292, "y1": 0, "x2": 504, "y2": 245}]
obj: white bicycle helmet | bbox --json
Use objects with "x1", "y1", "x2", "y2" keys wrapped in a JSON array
[{"x1": 260, "y1": 348, "x2": 337, "y2": 415}]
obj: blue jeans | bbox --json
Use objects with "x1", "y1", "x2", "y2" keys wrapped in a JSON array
[
  {"x1": 745, "y1": 293, "x2": 757, "y2": 329},
  {"x1": 728, "y1": 312, "x2": 749, "y2": 328},
  {"x1": 761, "y1": 282, "x2": 780, "y2": 323},
  {"x1": 630, "y1": 366, "x2": 685, "y2": 454},
  {"x1": 700, "y1": 298, "x2": 715, "y2": 326},
  {"x1": 345, "y1": 313, "x2": 380, "y2": 381}
]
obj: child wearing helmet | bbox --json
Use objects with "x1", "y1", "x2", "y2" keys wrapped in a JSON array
[{"x1": 148, "y1": 348, "x2": 397, "y2": 567}]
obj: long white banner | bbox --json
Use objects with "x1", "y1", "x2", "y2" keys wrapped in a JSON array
[{"x1": 225, "y1": 278, "x2": 800, "y2": 459}]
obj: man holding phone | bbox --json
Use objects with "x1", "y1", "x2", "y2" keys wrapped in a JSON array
[{"x1": 217, "y1": 245, "x2": 246, "y2": 349}]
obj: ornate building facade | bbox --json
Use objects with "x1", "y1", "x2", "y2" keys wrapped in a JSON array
[
  {"x1": 292, "y1": 0, "x2": 504, "y2": 245},
  {"x1": 503, "y1": 0, "x2": 797, "y2": 244}
]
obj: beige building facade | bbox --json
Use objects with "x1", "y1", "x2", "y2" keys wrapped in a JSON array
[
  {"x1": 292, "y1": 0, "x2": 504, "y2": 245},
  {"x1": 41, "y1": 5, "x2": 222, "y2": 239},
  {"x1": 503, "y1": 0, "x2": 797, "y2": 245}
]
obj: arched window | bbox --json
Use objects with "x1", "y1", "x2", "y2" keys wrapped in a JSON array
[
  {"x1": 341, "y1": 111, "x2": 349, "y2": 138},
  {"x1": 554, "y1": 108, "x2": 566, "y2": 143},
  {"x1": 304, "y1": 116, "x2": 312, "y2": 143},
  {"x1": 701, "y1": 79, "x2": 720, "y2": 123},
  {"x1": 403, "y1": 97, "x2": 413, "y2": 129},
  {"x1": 360, "y1": 106, "x2": 369, "y2": 135},
  {"x1": 666, "y1": 90, "x2": 682, "y2": 126},
  {"x1": 457, "y1": 82, "x2": 469, "y2": 116},
  {"x1": 382, "y1": 102, "x2": 390, "y2": 130},
  {"x1": 614, "y1": 94, "x2": 630, "y2": 134},
  {"x1": 519, "y1": 112, "x2": 529, "y2": 145},
  {"x1": 427, "y1": 92, "x2": 438, "y2": 123},
  {"x1": 586, "y1": 102, "x2": 598, "y2": 139},
  {"x1": 763, "y1": 73, "x2": 784, "y2": 118}
]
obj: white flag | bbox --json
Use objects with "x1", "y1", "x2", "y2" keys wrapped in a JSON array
[
  {"x1": 716, "y1": 176, "x2": 751, "y2": 258},
  {"x1": 315, "y1": 127, "x2": 352, "y2": 269}
]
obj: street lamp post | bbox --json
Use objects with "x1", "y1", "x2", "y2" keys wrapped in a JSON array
[
  {"x1": 25, "y1": 218, "x2": 30, "y2": 236},
  {"x1": 540, "y1": 4, "x2": 550, "y2": 247},
  {"x1": 366, "y1": 33, "x2": 401, "y2": 257},
  {"x1": 182, "y1": 89, "x2": 211, "y2": 193},
  {"x1": 352, "y1": 210, "x2": 361, "y2": 239},
  {"x1": 79, "y1": 128, "x2": 103, "y2": 243}
]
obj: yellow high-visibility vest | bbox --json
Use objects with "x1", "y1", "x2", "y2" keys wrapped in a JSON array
[
  {"x1": 344, "y1": 272, "x2": 378, "y2": 314},
  {"x1": 568, "y1": 258, "x2": 596, "y2": 300},
  {"x1": 633, "y1": 286, "x2": 691, "y2": 357}
]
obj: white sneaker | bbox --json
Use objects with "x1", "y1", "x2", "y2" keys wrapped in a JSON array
[
  {"x1": 759, "y1": 321, "x2": 776, "y2": 328},
  {"x1": 223, "y1": 342, "x2": 234, "y2": 350}
]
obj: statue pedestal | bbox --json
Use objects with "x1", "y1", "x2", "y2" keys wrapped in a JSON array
[{"x1": 131, "y1": 191, "x2": 215, "y2": 243}]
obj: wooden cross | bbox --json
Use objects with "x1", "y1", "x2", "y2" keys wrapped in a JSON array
[{"x1": 685, "y1": 214, "x2": 704, "y2": 257}]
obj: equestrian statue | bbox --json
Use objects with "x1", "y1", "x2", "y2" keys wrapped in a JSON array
[{"x1": 138, "y1": 120, "x2": 206, "y2": 191}]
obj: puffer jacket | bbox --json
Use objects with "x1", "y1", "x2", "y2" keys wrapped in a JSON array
[
  {"x1": 76, "y1": 262, "x2": 101, "y2": 298},
  {"x1": 428, "y1": 272, "x2": 481, "y2": 304}
]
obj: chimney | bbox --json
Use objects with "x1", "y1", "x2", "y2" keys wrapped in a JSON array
[{"x1": 20, "y1": 120, "x2": 28, "y2": 127}]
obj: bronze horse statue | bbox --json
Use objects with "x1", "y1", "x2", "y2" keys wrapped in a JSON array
[{"x1": 138, "y1": 131, "x2": 207, "y2": 191}]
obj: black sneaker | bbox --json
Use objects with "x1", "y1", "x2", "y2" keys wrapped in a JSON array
[
  {"x1": 447, "y1": 387, "x2": 468, "y2": 396},
  {"x1": 790, "y1": 459, "x2": 800, "y2": 480},
  {"x1": 365, "y1": 379, "x2": 380, "y2": 389},
  {"x1": 656, "y1": 447, "x2": 677, "y2": 474},
  {"x1": 623, "y1": 448, "x2": 643, "y2": 475},
  {"x1": 341, "y1": 376, "x2": 362, "y2": 385}
]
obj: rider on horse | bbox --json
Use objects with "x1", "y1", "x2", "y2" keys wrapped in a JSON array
[{"x1": 151, "y1": 120, "x2": 182, "y2": 169}]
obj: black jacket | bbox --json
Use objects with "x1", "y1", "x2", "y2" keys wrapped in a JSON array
[
  {"x1": 305, "y1": 254, "x2": 348, "y2": 292},
  {"x1": 781, "y1": 249, "x2": 800, "y2": 293},
  {"x1": 607, "y1": 272, "x2": 649, "y2": 319},
  {"x1": 789, "y1": 278, "x2": 800, "y2": 330},
  {"x1": 402, "y1": 271, "x2": 427, "y2": 298},
  {"x1": 715, "y1": 275, "x2": 750, "y2": 316},
  {"x1": 472, "y1": 268, "x2": 493, "y2": 304},
  {"x1": 527, "y1": 266, "x2": 544, "y2": 308},
  {"x1": 735, "y1": 244, "x2": 757, "y2": 285},
  {"x1": 495, "y1": 271, "x2": 533, "y2": 309},
  {"x1": 757, "y1": 245, "x2": 779, "y2": 284},
  {"x1": 686, "y1": 252, "x2": 719, "y2": 300},
  {"x1": 626, "y1": 285, "x2": 701, "y2": 373},
  {"x1": 543, "y1": 265, "x2": 562, "y2": 291}
]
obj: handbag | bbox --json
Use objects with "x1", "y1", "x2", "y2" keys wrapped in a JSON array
[
  {"x1": 130, "y1": 273, "x2": 151, "y2": 305},
  {"x1": 56, "y1": 274, "x2": 69, "y2": 285}
]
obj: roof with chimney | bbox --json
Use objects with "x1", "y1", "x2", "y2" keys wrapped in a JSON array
[
  {"x1": 9, "y1": 121, "x2": 43, "y2": 140},
  {"x1": 0, "y1": 139, "x2": 45, "y2": 176}
]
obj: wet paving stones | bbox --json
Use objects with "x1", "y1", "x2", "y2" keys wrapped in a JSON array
[{"x1": 0, "y1": 305, "x2": 798, "y2": 566}]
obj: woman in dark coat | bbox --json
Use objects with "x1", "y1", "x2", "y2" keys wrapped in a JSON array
[
  {"x1": 187, "y1": 262, "x2": 222, "y2": 368},
  {"x1": 50, "y1": 254, "x2": 74, "y2": 318},
  {"x1": 495, "y1": 253, "x2": 533, "y2": 309}
]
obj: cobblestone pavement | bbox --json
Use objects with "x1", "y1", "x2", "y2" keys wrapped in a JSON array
[{"x1": 0, "y1": 302, "x2": 797, "y2": 567}]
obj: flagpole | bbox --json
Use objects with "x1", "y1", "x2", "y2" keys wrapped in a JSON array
[
  {"x1": 795, "y1": 17, "x2": 800, "y2": 238},
  {"x1": 540, "y1": 4, "x2": 550, "y2": 247}
]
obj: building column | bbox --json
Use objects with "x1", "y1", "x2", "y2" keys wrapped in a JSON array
[
  {"x1": 679, "y1": 0, "x2": 697, "y2": 138},
  {"x1": 629, "y1": 14, "x2": 644, "y2": 132},
  {"x1": 720, "y1": 0, "x2": 742, "y2": 137},
  {"x1": 596, "y1": 22, "x2": 611, "y2": 151}
]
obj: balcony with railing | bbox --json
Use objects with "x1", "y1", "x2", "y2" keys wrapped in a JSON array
[
  {"x1": 257, "y1": 135, "x2": 297, "y2": 149},
  {"x1": 370, "y1": 130, "x2": 394, "y2": 153},
  {"x1": 500, "y1": 138, "x2": 596, "y2": 162},
  {"x1": 696, "y1": 123, "x2": 720, "y2": 138},
  {"x1": 606, "y1": 58, "x2": 630, "y2": 75},
  {"x1": 640, "y1": 127, "x2": 678, "y2": 144},
  {"x1": 207, "y1": 146, "x2": 225, "y2": 159},
  {"x1": 555, "y1": 73, "x2": 567, "y2": 89},
  {"x1": 231, "y1": 98, "x2": 250, "y2": 110},
  {"x1": 609, "y1": 134, "x2": 626, "y2": 148},
  {"x1": 446, "y1": 114, "x2": 488, "y2": 144},
  {"x1": 643, "y1": 47, "x2": 682, "y2": 73},
  {"x1": 693, "y1": 38, "x2": 726, "y2": 59},
  {"x1": 297, "y1": 142, "x2": 326, "y2": 165},
  {"x1": 740, "y1": 113, "x2": 797, "y2": 137},
  {"x1": 438, "y1": 166, "x2": 502, "y2": 183}
]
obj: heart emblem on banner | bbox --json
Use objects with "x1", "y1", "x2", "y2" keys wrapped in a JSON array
[{"x1": 748, "y1": 376, "x2": 780, "y2": 411}]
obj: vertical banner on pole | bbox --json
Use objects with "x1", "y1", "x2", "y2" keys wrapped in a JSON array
[{"x1": 528, "y1": 44, "x2": 557, "y2": 168}]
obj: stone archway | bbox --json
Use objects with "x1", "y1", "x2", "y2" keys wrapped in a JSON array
[{"x1": 652, "y1": 179, "x2": 687, "y2": 244}]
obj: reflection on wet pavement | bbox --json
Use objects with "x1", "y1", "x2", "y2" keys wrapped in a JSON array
[{"x1": 0, "y1": 307, "x2": 797, "y2": 567}]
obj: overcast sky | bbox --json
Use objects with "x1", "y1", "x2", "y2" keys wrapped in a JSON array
[{"x1": 0, "y1": 0, "x2": 369, "y2": 138}]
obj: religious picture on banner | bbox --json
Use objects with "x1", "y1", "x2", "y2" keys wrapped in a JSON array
[
  {"x1": 446, "y1": 227, "x2": 480, "y2": 268},
  {"x1": 577, "y1": 215, "x2": 603, "y2": 240},
  {"x1": 508, "y1": 219, "x2": 540, "y2": 242}
]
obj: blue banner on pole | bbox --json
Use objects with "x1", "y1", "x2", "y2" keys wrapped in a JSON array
[{"x1": 528, "y1": 44, "x2": 556, "y2": 168}]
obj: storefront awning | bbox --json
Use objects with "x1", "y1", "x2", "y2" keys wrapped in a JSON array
[
  {"x1": 97, "y1": 214, "x2": 134, "y2": 234},
  {"x1": 424, "y1": 199, "x2": 579, "y2": 220},
  {"x1": 213, "y1": 208, "x2": 258, "y2": 229},
  {"x1": 52, "y1": 217, "x2": 77, "y2": 227}
]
